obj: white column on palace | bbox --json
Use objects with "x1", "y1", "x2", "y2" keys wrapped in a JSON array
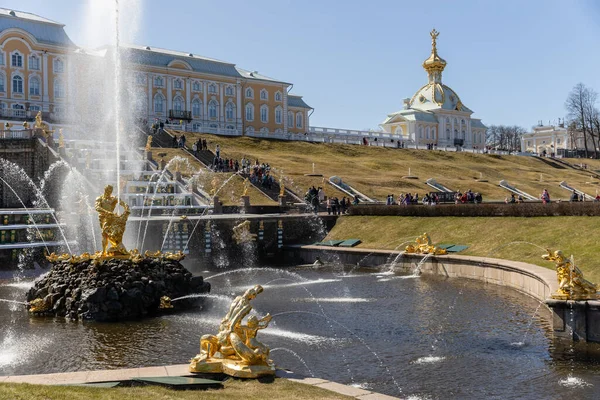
[
  {"x1": 42, "y1": 53, "x2": 49, "y2": 107},
  {"x1": 166, "y1": 76, "x2": 172, "y2": 115},
  {"x1": 185, "y1": 79, "x2": 191, "y2": 112},
  {"x1": 219, "y1": 83, "x2": 224, "y2": 125},
  {"x1": 203, "y1": 82, "x2": 208, "y2": 120},
  {"x1": 236, "y1": 81, "x2": 242, "y2": 130},
  {"x1": 147, "y1": 74, "x2": 152, "y2": 117}
]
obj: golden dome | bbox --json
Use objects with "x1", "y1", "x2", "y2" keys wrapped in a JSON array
[{"x1": 422, "y1": 29, "x2": 446, "y2": 75}]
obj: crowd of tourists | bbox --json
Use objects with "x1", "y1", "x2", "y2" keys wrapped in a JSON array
[
  {"x1": 454, "y1": 189, "x2": 483, "y2": 204},
  {"x1": 304, "y1": 186, "x2": 358, "y2": 214}
]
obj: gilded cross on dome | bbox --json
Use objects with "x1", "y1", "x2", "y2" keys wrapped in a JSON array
[{"x1": 430, "y1": 29, "x2": 440, "y2": 51}]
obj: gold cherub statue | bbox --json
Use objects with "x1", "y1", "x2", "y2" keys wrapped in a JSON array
[
  {"x1": 542, "y1": 249, "x2": 599, "y2": 300},
  {"x1": 145, "y1": 135, "x2": 152, "y2": 152},
  {"x1": 405, "y1": 233, "x2": 447, "y2": 255},
  {"x1": 94, "y1": 185, "x2": 130, "y2": 257},
  {"x1": 190, "y1": 285, "x2": 274, "y2": 378},
  {"x1": 279, "y1": 176, "x2": 285, "y2": 197}
]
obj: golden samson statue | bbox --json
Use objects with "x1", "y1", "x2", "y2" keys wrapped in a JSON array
[
  {"x1": 405, "y1": 233, "x2": 447, "y2": 255},
  {"x1": 190, "y1": 285, "x2": 275, "y2": 378},
  {"x1": 95, "y1": 185, "x2": 130, "y2": 257},
  {"x1": 543, "y1": 249, "x2": 599, "y2": 300}
]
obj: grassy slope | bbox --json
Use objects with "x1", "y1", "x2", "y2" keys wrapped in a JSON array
[
  {"x1": 326, "y1": 216, "x2": 600, "y2": 283},
  {"x1": 0, "y1": 379, "x2": 353, "y2": 400},
  {"x1": 171, "y1": 132, "x2": 600, "y2": 202}
]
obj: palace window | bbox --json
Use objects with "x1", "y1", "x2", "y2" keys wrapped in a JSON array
[
  {"x1": 454, "y1": 129, "x2": 458, "y2": 139},
  {"x1": 0, "y1": 74, "x2": 4, "y2": 92},
  {"x1": 226, "y1": 125, "x2": 235, "y2": 130},
  {"x1": 208, "y1": 99, "x2": 218, "y2": 118},
  {"x1": 296, "y1": 112, "x2": 303, "y2": 128},
  {"x1": 432, "y1": 128, "x2": 436, "y2": 139},
  {"x1": 245, "y1": 87, "x2": 254, "y2": 98},
  {"x1": 173, "y1": 79, "x2": 183, "y2": 90},
  {"x1": 29, "y1": 104, "x2": 41, "y2": 112},
  {"x1": 275, "y1": 91, "x2": 282, "y2": 102},
  {"x1": 419, "y1": 126, "x2": 423, "y2": 138},
  {"x1": 154, "y1": 93, "x2": 165, "y2": 113},
  {"x1": 226, "y1": 102, "x2": 235, "y2": 120},
  {"x1": 173, "y1": 95, "x2": 184, "y2": 112},
  {"x1": 557, "y1": 138, "x2": 562, "y2": 144},
  {"x1": 54, "y1": 79, "x2": 65, "y2": 98},
  {"x1": 288, "y1": 111, "x2": 294, "y2": 127},
  {"x1": 246, "y1": 126, "x2": 254, "y2": 134},
  {"x1": 29, "y1": 77, "x2": 40, "y2": 95},
  {"x1": 260, "y1": 105, "x2": 268, "y2": 123},
  {"x1": 446, "y1": 127, "x2": 450, "y2": 140},
  {"x1": 0, "y1": 51, "x2": 4, "y2": 65},
  {"x1": 192, "y1": 99, "x2": 202, "y2": 118},
  {"x1": 53, "y1": 58, "x2": 64, "y2": 73},
  {"x1": 29, "y1": 55, "x2": 40, "y2": 70},
  {"x1": 11, "y1": 52, "x2": 22, "y2": 68},
  {"x1": 193, "y1": 81, "x2": 201, "y2": 91},
  {"x1": 245, "y1": 103, "x2": 254, "y2": 121},
  {"x1": 260, "y1": 89, "x2": 268, "y2": 100},
  {"x1": 208, "y1": 83, "x2": 217, "y2": 94},
  {"x1": 225, "y1": 86, "x2": 234, "y2": 96},
  {"x1": 12, "y1": 75, "x2": 23, "y2": 93},
  {"x1": 154, "y1": 76, "x2": 164, "y2": 87},
  {"x1": 275, "y1": 106, "x2": 282, "y2": 124},
  {"x1": 12, "y1": 104, "x2": 25, "y2": 117}
]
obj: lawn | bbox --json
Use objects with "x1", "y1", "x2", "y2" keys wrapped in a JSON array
[
  {"x1": 0, "y1": 378, "x2": 353, "y2": 400},
  {"x1": 325, "y1": 215, "x2": 600, "y2": 283},
  {"x1": 169, "y1": 132, "x2": 600, "y2": 202}
]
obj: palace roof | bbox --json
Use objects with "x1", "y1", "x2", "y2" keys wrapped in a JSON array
[
  {"x1": 288, "y1": 95, "x2": 312, "y2": 109},
  {"x1": 0, "y1": 8, "x2": 74, "y2": 47}
]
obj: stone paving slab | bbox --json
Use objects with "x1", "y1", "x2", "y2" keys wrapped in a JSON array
[
  {"x1": 315, "y1": 381, "x2": 372, "y2": 397},
  {"x1": 1, "y1": 365, "x2": 400, "y2": 399}
]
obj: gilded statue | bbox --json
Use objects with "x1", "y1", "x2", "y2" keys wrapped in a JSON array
[
  {"x1": 279, "y1": 177, "x2": 285, "y2": 197},
  {"x1": 210, "y1": 176, "x2": 218, "y2": 196},
  {"x1": 28, "y1": 297, "x2": 52, "y2": 313},
  {"x1": 242, "y1": 178, "x2": 250, "y2": 197},
  {"x1": 145, "y1": 136, "x2": 152, "y2": 152},
  {"x1": 159, "y1": 296, "x2": 173, "y2": 309},
  {"x1": 542, "y1": 249, "x2": 599, "y2": 300},
  {"x1": 190, "y1": 285, "x2": 275, "y2": 378},
  {"x1": 405, "y1": 233, "x2": 447, "y2": 255},
  {"x1": 95, "y1": 185, "x2": 130, "y2": 257},
  {"x1": 232, "y1": 220, "x2": 256, "y2": 244},
  {"x1": 58, "y1": 128, "x2": 65, "y2": 148}
]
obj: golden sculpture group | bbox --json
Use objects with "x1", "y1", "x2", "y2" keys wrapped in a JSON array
[
  {"x1": 44, "y1": 185, "x2": 185, "y2": 264},
  {"x1": 543, "y1": 249, "x2": 599, "y2": 300},
  {"x1": 405, "y1": 233, "x2": 447, "y2": 255},
  {"x1": 232, "y1": 220, "x2": 257, "y2": 244},
  {"x1": 189, "y1": 285, "x2": 275, "y2": 378}
]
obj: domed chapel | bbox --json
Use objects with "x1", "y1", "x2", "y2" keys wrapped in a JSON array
[{"x1": 381, "y1": 30, "x2": 486, "y2": 150}]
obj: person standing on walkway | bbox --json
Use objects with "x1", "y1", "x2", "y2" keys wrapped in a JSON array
[{"x1": 216, "y1": 144, "x2": 221, "y2": 159}]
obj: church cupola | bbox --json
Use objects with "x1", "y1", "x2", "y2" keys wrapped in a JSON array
[{"x1": 422, "y1": 29, "x2": 446, "y2": 84}]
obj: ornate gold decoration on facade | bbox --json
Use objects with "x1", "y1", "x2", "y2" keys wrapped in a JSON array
[
  {"x1": 159, "y1": 296, "x2": 173, "y2": 309},
  {"x1": 95, "y1": 185, "x2": 130, "y2": 257},
  {"x1": 28, "y1": 298, "x2": 52, "y2": 313},
  {"x1": 189, "y1": 285, "x2": 275, "y2": 378},
  {"x1": 232, "y1": 220, "x2": 256, "y2": 244},
  {"x1": 422, "y1": 28, "x2": 446, "y2": 74},
  {"x1": 259, "y1": 220, "x2": 264, "y2": 231},
  {"x1": 278, "y1": 220, "x2": 283, "y2": 230},
  {"x1": 145, "y1": 136, "x2": 152, "y2": 152},
  {"x1": 543, "y1": 249, "x2": 599, "y2": 300},
  {"x1": 405, "y1": 233, "x2": 447, "y2": 255}
]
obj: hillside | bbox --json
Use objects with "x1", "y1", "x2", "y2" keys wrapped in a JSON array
[{"x1": 168, "y1": 132, "x2": 600, "y2": 202}]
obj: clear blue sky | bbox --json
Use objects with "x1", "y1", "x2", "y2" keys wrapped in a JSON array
[{"x1": 6, "y1": 0, "x2": 600, "y2": 130}]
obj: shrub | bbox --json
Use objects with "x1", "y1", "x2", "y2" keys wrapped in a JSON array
[{"x1": 348, "y1": 202, "x2": 600, "y2": 217}]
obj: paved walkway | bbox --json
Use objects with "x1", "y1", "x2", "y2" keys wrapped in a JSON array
[{"x1": 0, "y1": 365, "x2": 400, "y2": 400}]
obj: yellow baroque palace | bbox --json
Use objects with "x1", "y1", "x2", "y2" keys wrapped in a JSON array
[{"x1": 0, "y1": 8, "x2": 312, "y2": 135}]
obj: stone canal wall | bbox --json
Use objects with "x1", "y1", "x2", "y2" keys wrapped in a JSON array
[{"x1": 284, "y1": 245, "x2": 600, "y2": 343}]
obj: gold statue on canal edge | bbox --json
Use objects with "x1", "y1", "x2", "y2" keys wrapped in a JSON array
[
  {"x1": 405, "y1": 233, "x2": 447, "y2": 255},
  {"x1": 190, "y1": 285, "x2": 275, "y2": 378},
  {"x1": 95, "y1": 185, "x2": 131, "y2": 257},
  {"x1": 232, "y1": 220, "x2": 256, "y2": 244},
  {"x1": 543, "y1": 249, "x2": 599, "y2": 300}
]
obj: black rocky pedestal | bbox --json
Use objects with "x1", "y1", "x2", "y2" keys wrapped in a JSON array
[{"x1": 27, "y1": 257, "x2": 210, "y2": 321}]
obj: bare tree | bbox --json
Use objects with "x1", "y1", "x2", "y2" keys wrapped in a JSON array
[
  {"x1": 486, "y1": 125, "x2": 525, "y2": 152},
  {"x1": 565, "y1": 83, "x2": 598, "y2": 158}
]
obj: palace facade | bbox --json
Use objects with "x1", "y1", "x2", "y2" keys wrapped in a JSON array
[
  {"x1": 381, "y1": 30, "x2": 486, "y2": 150},
  {"x1": 0, "y1": 8, "x2": 312, "y2": 135}
]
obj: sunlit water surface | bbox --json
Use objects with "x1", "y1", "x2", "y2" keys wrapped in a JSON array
[{"x1": 1, "y1": 265, "x2": 600, "y2": 399}]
